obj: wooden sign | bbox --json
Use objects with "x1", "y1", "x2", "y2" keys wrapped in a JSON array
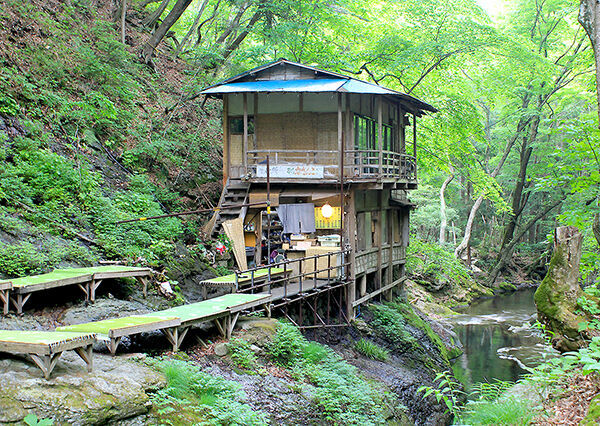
[{"x1": 257, "y1": 164, "x2": 324, "y2": 179}]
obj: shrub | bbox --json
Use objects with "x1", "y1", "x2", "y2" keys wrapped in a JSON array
[
  {"x1": 227, "y1": 337, "x2": 258, "y2": 369},
  {"x1": 267, "y1": 321, "x2": 305, "y2": 365},
  {"x1": 354, "y1": 338, "x2": 390, "y2": 361}
]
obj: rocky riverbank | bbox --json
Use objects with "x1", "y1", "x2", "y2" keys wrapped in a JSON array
[{"x1": 0, "y1": 295, "x2": 460, "y2": 425}]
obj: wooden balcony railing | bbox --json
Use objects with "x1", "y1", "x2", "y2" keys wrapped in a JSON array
[
  {"x1": 245, "y1": 149, "x2": 416, "y2": 181},
  {"x1": 236, "y1": 249, "x2": 351, "y2": 306}
]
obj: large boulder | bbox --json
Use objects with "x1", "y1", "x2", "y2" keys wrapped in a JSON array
[
  {"x1": 534, "y1": 226, "x2": 588, "y2": 352},
  {"x1": 0, "y1": 352, "x2": 165, "y2": 425}
]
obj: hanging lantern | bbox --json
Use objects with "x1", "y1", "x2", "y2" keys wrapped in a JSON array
[{"x1": 321, "y1": 203, "x2": 333, "y2": 219}]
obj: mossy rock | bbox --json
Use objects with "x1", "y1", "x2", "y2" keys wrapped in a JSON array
[{"x1": 534, "y1": 233, "x2": 588, "y2": 352}]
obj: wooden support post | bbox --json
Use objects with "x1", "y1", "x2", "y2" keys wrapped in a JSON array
[
  {"x1": 377, "y1": 192, "x2": 383, "y2": 299},
  {"x1": 223, "y1": 95, "x2": 230, "y2": 185},
  {"x1": 253, "y1": 94, "x2": 259, "y2": 150},
  {"x1": 77, "y1": 283, "x2": 90, "y2": 302},
  {"x1": 0, "y1": 289, "x2": 9, "y2": 315},
  {"x1": 227, "y1": 312, "x2": 240, "y2": 338},
  {"x1": 30, "y1": 352, "x2": 62, "y2": 380},
  {"x1": 107, "y1": 337, "x2": 122, "y2": 356},
  {"x1": 346, "y1": 190, "x2": 356, "y2": 320},
  {"x1": 338, "y1": 93, "x2": 343, "y2": 178},
  {"x1": 243, "y1": 93, "x2": 248, "y2": 175},
  {"x1": 413, "y1": 113, "x2": 417, "y2": 158},
  {"x1": 386, "y1": 208, "x2": 394, "y2": 301},
  {"x1": 11, "y1": 293, "x2": 31, "y2": 315},
  {"x1": 378, "y1": 97, "x2": 383, "y2": 176},
  {"x1": 162, "y1": 327, "x2": 179, "y2": 352},
  {"x1": 214, "y1": 317, "x2": 226, "y2": 338},
  {"x1": 74, "y1": 344, "x2": 94, "y2": 372},
  {"x1": 178, "y1": 327, "x2": 190, "y2": 349},
  {"x1": 135, "y1": 277, "x2": 148, "y2": 298},
  {"x1": 89, "y1": 279, "x2": 103, "y2": 303}
]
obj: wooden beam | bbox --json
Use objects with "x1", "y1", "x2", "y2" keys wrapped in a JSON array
[
  {"x1": 337, "y1": 93, "x2": 343, "y2": 174},
  {"x1": 378, "y1": 97, "x2": 383, "y2": 176},
  {"x1": 413, "y1": 113, "x2": 417, "y2": 158},
  {"x1": 253, "y1": 93, "x2": 258, "y2": 150},
  {"x1": 243, "y1": 93, "x2": 248, "y2": 175},
  {"x1": 223, "y1": 95, "x2": 230, "y2": 185},
  {"x1": 386, "y1": 208, "x2": 394, "y2": 301},
  {"x1": 352, "y1": 277, "x2": 406, "y2": 307}
]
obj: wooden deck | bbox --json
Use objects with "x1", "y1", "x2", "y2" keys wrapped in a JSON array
[
  {"x1": 0, "y1": 330, "x2": 96, "y2": 379},
  {"x1": 6, "y1": 266, "x2": 152, "y2": 315},
  {"x1": 58, "y1": 316, "x2": 181, "y2": 355},
  {"x1": 57, "y1": 293, "x2": 270, "y2": 354}
]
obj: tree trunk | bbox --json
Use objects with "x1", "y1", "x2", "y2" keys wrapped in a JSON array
[
  {"x1": 454, "y1": 95, "x2": 533, "y2": 259},
  {"x1": 143, "y1": 0, "x2": 171, "y2": 28},
  {"x1": 487, "y1": 198, "x2": 563, "y2": 285},
  {"x1": 579, "y1": 0, "x2": 600, "y2": 126},
  {"x1": 535, "y1": 226, "x2": 589, "y2": 352},
  {"x1": 219, "y1": 9, "x2": 262, "y2": 62},
  {"x1": 173, "y1": 0, "x2": 208, "y2": 56},
  {"x1": 439, "y1": 172, "x2": 454, "y2": 244},
  {"x1": 594, "y1": 212, "x2": 600, "y2": 246},
  {"x1": 120, "y1": 0, "x2": 127, "y2": 44},
  {"x1": 215, "y1": 1, "x2": 249, "y2": 45},
  {"x1": 142, "y1": 0, "x2": 193, "y2": 64}
]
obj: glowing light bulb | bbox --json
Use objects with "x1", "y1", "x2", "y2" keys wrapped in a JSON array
[{"x1": 321, "y1": 203, "x2": 333, "y2": 219}]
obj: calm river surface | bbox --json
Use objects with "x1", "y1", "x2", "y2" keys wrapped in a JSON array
[{"x1": 445, "y1": 288, "x2": 558, "y2": 388}]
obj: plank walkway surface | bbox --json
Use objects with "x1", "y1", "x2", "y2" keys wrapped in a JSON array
[
  {"x1": 146, "y1": 293, "x2": 270, "y2": 349},
  {"x1": 5, "y1": 266, "x2": 152, "y2": 314},
  {"x1": 199, "y1": 268, "x2": 286, "y2": 297},
  {"x1": 57, "y1": 316, "x2": 180, "y2": 355},
  {"x1": 0, "y1": 330, "x2": 96, "y2": 379}
]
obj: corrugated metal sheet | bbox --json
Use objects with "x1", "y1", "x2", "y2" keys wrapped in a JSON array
[
  {"x1": 201, "y1": 79, "x2": 346, "y2": 94},
  {"x1": 201, "y1": 78, "x2": 402, "y2": 96},
  {"x1": 339, "y1": 79, "x2": 398, "y2": 95}
]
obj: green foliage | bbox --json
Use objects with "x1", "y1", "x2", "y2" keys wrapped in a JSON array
[
  {"x1": 268, "y1": 321, "x2": 388, "y2": 424},
  {"x1": 417, "y1": 371, "x2": 465, "y2": 422},
  {"x1": 407, "y1": 239, "x2": 474, "y2": 289},
  {"x1": 462, "y1": 397, "x2": 535, "y2": 426},
  {"x1": 151, "y1": 358, "x2": 269, "y2": 425},
  {"x1": 227, "y1": 337, "x2": 258, "y2": 370},
  {"x1": 354, "y1": 338, "x2": 390, "y2": 361},
  {"x1": 267, "y1": 321, "x2": 304, "y2": 365}
]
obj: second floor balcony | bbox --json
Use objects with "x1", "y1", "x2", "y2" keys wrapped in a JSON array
[{"x1": 233, "y1": 149, "x2": 417, "y2": 184}]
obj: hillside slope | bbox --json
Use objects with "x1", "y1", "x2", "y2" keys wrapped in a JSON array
[{"x1": 0, "y1": 0, "x2": 222, "y2": 278}]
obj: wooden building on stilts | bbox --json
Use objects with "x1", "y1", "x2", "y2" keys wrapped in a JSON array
[{"x1": 201, "y1": 59, "x2": 436, "y2": 328}]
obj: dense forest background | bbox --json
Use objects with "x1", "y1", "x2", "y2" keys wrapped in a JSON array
[{"x1": 0, "y1": 0, "x2": 598, "y2": 288}]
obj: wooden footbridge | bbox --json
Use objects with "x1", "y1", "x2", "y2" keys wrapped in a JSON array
[
  {"x1": 0, "y1": 254, "x2": 351, "y2": 380},
  {"x1": 0, "y1": 265, "x2": 151, "y2": 314}
]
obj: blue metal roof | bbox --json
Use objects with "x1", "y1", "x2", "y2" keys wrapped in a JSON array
[
  {"x1": 201, "y1": 78, "x2": 405, "y2": 97},
  {"x1": 200, "y1": 59, "x2": 437, "y2": 114},
  {"x1": 201, "y1": 79, "x2": 346, "y2": 94}
]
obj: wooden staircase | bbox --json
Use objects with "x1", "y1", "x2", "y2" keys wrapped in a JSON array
[{"x1": 205, "y1": 179, "x2": 251, "y2": 238}]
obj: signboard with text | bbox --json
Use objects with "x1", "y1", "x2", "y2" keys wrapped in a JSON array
[{"x1": 256, "y1": 164, "x2": 324, "y2": 179}]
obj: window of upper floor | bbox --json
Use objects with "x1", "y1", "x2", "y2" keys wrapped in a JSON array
[{"x1": 353, "y1": 114, "x2": 393, "y2": 151}]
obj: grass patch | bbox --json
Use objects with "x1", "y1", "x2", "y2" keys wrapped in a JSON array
[
  {"x1": 150, "y1": 358, "x2": 269, "y2": 425},
  {"x1": 354, "y1": 338, "x2": 390, "y2": 361},
  {"x1": 462, "y1": 397, "x2": 535, "y2": 425}
]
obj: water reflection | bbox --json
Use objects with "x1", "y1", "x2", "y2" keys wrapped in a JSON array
[{"x1": 445, "y1": 288, "x2": 558, "y2": 389}]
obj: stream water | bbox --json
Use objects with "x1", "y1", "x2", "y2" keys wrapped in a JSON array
[{"x1": 445, "y1": 288, "x2": 558, "y2": 389}]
